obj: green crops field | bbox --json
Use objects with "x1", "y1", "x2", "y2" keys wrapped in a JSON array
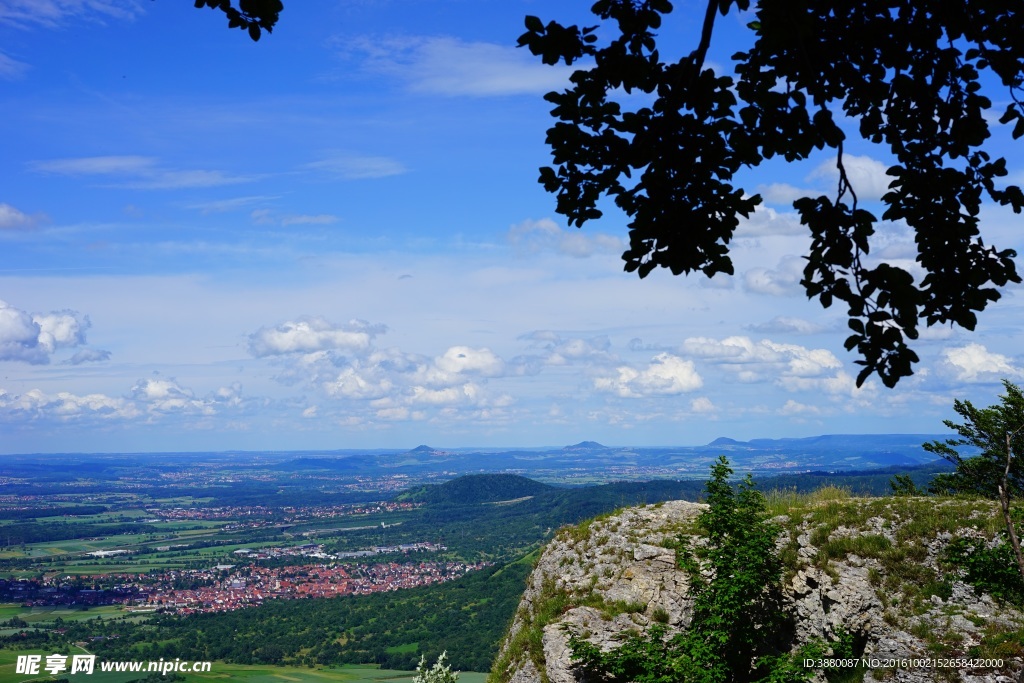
[{"x1": 0, "y1": 652, "x2": 488, "y2": 683}]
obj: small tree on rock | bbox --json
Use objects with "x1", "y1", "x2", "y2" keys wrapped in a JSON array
[{"x1": 925, "y1": 380, "x2": 1024, "y2": 582}]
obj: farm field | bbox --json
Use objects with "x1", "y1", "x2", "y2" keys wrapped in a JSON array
[{"x1": 0, "y1": 651, "x2": 488, "y2": 683}]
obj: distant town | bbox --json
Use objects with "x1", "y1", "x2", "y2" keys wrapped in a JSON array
[{"x1": 1, "y1": 539, "x2": 486, "y2": 615}]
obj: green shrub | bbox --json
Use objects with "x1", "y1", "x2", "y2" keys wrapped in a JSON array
[
  {"x1": 567, "y1": 457, "x2": 815, "y2": 683},
  {"x1": 944, "y1": 537, "x2": 1024, "y2": 605}
]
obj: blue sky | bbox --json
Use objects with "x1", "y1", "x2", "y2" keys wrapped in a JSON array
[{"x1": 2, "y1": 0, "x2": 1023, "y2": 454}]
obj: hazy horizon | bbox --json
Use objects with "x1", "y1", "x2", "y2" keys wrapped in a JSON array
[{"x1": 2, "y1": 2, "x2": 1022, "y2": 454}]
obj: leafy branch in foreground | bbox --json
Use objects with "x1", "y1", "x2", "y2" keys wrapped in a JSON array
[
  {"x1": 193, "y1": 0, "x2": 282, "y2": 41},
  {"x1": 519, "y1": 0, "x2": 1024, "y2": 387}
]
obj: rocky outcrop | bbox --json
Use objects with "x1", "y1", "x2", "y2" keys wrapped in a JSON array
[{"x1": 493, "y1": 498, "x2": 1024, "y2": 683}]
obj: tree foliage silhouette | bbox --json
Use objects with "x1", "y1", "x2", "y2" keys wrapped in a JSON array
[
  {"x1": 518, "y1": 0, "x2": 1024, "y2": 387},
  {"x1": 193, "y1": 0, "x2": 281, "y2": 41}
]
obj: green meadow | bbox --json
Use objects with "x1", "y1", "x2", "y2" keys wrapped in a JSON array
[{"x1": 0, "y1": 651, "x2": 488, "y2": 683}]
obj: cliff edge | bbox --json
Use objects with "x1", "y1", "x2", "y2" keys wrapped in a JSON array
[{"x1": 492, "y1": 496, "x2": 1023, "y2": 683}]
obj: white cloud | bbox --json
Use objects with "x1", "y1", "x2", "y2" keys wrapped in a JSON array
[
  {"x1": 0, "y1": 202, "x2": 45, "y2": 230},
  {"x1": 756, "y1": 183, "x2": 816, "y2": 206},
  {"x1": 0, "y1": 0, "x2": 141, "y2": 28},
  {"x1": 518, "y1": 331, "x2": 614, "y2": 367},
  {"x1": 0, "y1": 300, "x2": 46, "y2": 363},
  {"x1": 34, "y1": 311, "x2": 87, "y2": 352},
  {"x1": 735, "y1": 205, "x2": 804, "y2": 237},
  {"x1": 278, "y1": 336, "x2": 509, "y2": 417},
  {"x1": 249, "y1": 318, "x2": 384, "y2": 357},
  {"x1": 778, "y1": 399, "x2": 821, "y2": 416},
  {"x1": 690, "y1": 396, "x2": 716, "y2": 414},
  {"x1": 250, "y1": 209, "x2": 339, "y2": 226},
  {"x1": 777, "y1": 370, "x2": 873, "y2": 400},
  {"x1": 281, "y1": 214, "x2": 338, "y2": 226},
  {"x1": 409, "y1": 383, "x2": 481, "y2": 406},
  {"x1": 129, "y1": 378, "x2": 249, "y2": 416},
  {"x1": 31, "y1": 155, "x2": 156, "y2": 175},
  {"x1": 808, "y1": 154, "x2": 893, "y2": 202},
  {"x1": 305, "y1": 155, "x2": 407, "y2": 180},
  {"x1": 66, "y1": 348, "x2": 111, "y2": 365},
  {"x1": 743, "y1": 254, "x2": 804, "y2": 296},
  {"x1": 30, "y1": 156, "x2": 256, "y2": 189},
  {"x1": 680, "y1": 336, "x2": 843, "y2": 383},
  {"x1": 0, "y1": 50, "x2": 28, "y2": 79},
  {"x1": 186, "y1": 195, "x2": 280, "y2": 214},
  {"x1": 0, "y1": 300, "x2": 89, "y2": 364},
  {"x1": 125, "y1": 170, "x2": 255, "y2": 190},
  {"x1": 326, "y1": 365, "x2": 395, "y2": 400},
  {"x1": 434, "y1": 346, "x2": 504, "y2": 376},
  {"x1": 507, "y1": 218, "x2": 623, "y2": 259},
  {"x1": 747, "y1": 316, "x2": 829, "y2": 335},
  {"x1": 940, "y1": 343, "x2": 1023, "y2": 382},
  {"x1": 348, "y1": 35, "x2": 576, "y2": 97},
  {"x1": 595, "y1": 353, "x2": 703, "y2": 398},
  {"x1": 0, "y1": 387, "x2": 138, "y2": 421}
]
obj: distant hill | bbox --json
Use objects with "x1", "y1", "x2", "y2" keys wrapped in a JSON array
[
  {"x1": 396, "y1": 473, "x2": 557, "y2": 506},
  {"x1": 407, "y1": 445, "x2": 451, "y2": 456},
  {"x1": 562, "y1": 441, "x2": 609, "y2": 451}
]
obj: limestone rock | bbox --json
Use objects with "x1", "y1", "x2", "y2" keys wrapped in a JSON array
[{"x1": 494, "y1": 498, "x2": 1024, "y2": 683}]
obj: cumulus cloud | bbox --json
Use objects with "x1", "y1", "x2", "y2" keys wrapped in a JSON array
[
  {"x1": 66, "y1": 348, "x2": 111, "y2": 365},
  {"x1": 808, "y1": 154, "x2": 893, "y2": 201},
  {"x1": 680, "y1": 336, "x2": 843, "y2": 383},
  {"x1": 326, "y1": 363, "x2": 395, "y2": 400},
  {"x1": 735, "y1": 205, "x2": 804, "y2": 237},
  {"x1": 743, "y1": 254, "x2": 805, "y2": 296},
  {"x1": 778, "y1": 399, "x2": 822, "y2": 416},
  {"x1": 0, "y1": 387, "x2": 138, "y2": 422},
  {"x1": 690, "y1": 396, "x2": 716, "y2": 413},
  {"x1": 518, "y1": 331, "x2": 614, "y2": 367},
  {"x1": 347, "y1": 35, "x2": 575, "y2": 97},
  {"x1": 0, "y1": 300, "x2": 90, "y2": 364},
  {"x1": 777, "y1": 370, "x2": 873, "y2": 401},
  {"x1": 35, "y1": 311, "x2": 87, "y2": 352},
  {"x1": 129, "y1": 378, "x2": 250, "y2": 416},
  {"x1": 249, "y1": 318, "x2": 385, "y2": 357},
  {"x1": 0, "y1": 378, "x2": 253, "y2": 425},
  {"x1": 299, "y1": 341, "x2": 511, "y2": 417},
  {"x1": 507, "y1": 218, "x2": 623, "y2": 258},
  {"x1": 940, "y1": 343, "x2": 1023, "y2": 383},
  {"x1": 434, "y1": 346, "x2": 504, "y2": 376},
  {"x1": 595, "y1": 353, "x2": 703, "y2": 398},
  {"x1": 0, "y1": 202, "x2": 45, "y2": 230},
  {"x1": 756, "y1": 183, "x2": 817, "y2": 207},
  {"x1": 0, "y1": 301, "x2": 42, "y2": 363}
]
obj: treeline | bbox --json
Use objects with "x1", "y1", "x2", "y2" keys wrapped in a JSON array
[
  {"x1": 0, "y1": 505, "x2": 108, "y2": 521},
  {"x1": 322, "y1": 477, "x2": 712, "y2": 562},
  {"x1": 0, "y1": 522, "x2": 158, "y2": 546},
  {"x1": 54, "y1": 560, "x2": 534, "y2": 672},
  {"x1": 754, "y1": 460, "x2": 954, "y2": 496}
]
